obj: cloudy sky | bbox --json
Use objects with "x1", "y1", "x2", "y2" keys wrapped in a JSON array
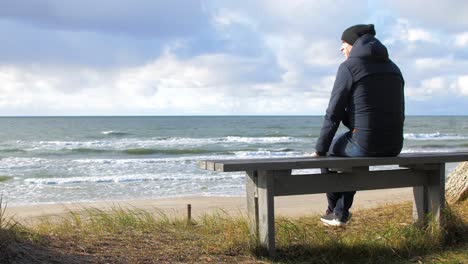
[{"x1": 1, "y1": 0, "x2": 467, "y2": 116}]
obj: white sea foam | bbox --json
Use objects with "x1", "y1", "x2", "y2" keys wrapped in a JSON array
[
  {"x1": 23, "y1": 173, "x2": 244, "y2": 185},
  {"x1": 0, "y1": 157, "x2": 49, "y2": 169},
  {"x1": 102, "y1": 131, "x2": 118, "y2": 135},
  {"x1": 404, "y1": 132, "x2": 468, "y2": 140},
  {"x1": 401, "y1": 148, "x2": 460, "y2": 153},
  {"x1": 14, "y1": 136, "x2": 302, "y2": 153},
  {"x1": 233, "y1": 150, "x2": 303, "y2": 157},
  {"x1": 101, "y1": 131, "x2": 131, "y2": 136},
  {"x1": 225, "y1": 136, "x2": 297, "y2": 143},
  {"x1": 72, "y1": 154, "x2": 232, "y2": 164}
]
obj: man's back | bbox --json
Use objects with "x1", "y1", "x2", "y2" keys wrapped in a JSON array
[{"x1": 342, "y1": 34, "x2": 404, "y2": 155}]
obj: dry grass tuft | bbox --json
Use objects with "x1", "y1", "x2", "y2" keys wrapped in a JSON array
[{"x1": 0, "y1": 199, "x2": 466, "y2": 263}]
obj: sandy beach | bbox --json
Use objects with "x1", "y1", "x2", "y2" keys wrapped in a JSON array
[{"x1": 6, "y1": 187, "x2": 414, "y2": 225}]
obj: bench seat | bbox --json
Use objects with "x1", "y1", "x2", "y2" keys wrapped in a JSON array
[{"x1": 198, "y1": 152, "x2": 468, "y2": 256}]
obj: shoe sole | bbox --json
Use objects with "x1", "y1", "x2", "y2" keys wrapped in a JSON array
[
  {"x1": 320, "y1": 219, "x2": 346, "y2": 227},
  {"x1": 321, "y1": 222, "x2": 346, "y2": 227},
  {"x1": 319, "y1": 212, "x2": 352, "y2": 227}
]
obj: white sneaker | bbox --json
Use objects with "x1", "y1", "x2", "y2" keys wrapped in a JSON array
[{"x1": 320, "y1": 213, "x2": 351, "y2": 227}]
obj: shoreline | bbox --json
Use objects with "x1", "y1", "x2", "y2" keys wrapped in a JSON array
[{"x1": 6, "y1": 187, "x2": 414, "y2": 224}]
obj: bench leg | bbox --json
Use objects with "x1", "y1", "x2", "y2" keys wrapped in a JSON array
[
  {"x1": 413, "y1": 163, "x2": 445, "y2": 227},
  {"x1": 257, "y1": 170, "x2": 276, "y2": 257},
  {"x1": 427, "y1": 163, "x2": 445, "y2": 226},
  {"x1": 412, "y1": 185, "x2": 427, "y2": 222},
  {"x1": 246, "y1": 171, "x2": 259, "y2": 239}
]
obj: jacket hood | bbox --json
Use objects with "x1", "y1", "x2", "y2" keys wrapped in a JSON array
[{"x1": 349, "y1": 34, "x2": 388, "y2": 61}]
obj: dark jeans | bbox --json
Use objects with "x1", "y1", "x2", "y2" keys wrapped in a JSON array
[{"x1": 322, "y1": 131, "x2": 371, "y2": 221}]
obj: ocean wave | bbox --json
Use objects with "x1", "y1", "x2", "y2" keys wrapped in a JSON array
[
  {"x1": 101, "y1": 131, "x2": 132, "y2": 136},
  {"x1": 123, "y1": 148, "x2": 224, "y2": 155},
  {"x1": 0, "y1": 153, "x2": 234, "y2": 166},
  {"x1": 38, "y1": 147, "x2": 298, "y2": 156},
  {"x1": 72, "y1": 155, "x2": 234, "y2": 164},
  {"x1": 233, "y1": 149, "x2": 303, "y2": 157},
  {"x1": 0, "y1": 148, "x2": 27, "y2": 154},
  {"x1": 416, "y1": 143, "x2": 468, "y2": 149},
  {"x1": 0, "y1": 157, "x2": 49, "y2": 169},
  {"x1": 224, "y1": 136, "x2": 297, "y2": 144},
  {"x1": 404, "y1": 132, "x2": 468, "y2": 140},
  {"x1": 23, "y1": 173, "x2": 243, "y2": 185},
  {"x1": 263, "y1": 133, "x2": 291, "y2": 137},
  {"x1": 43, "y1": 147, "x2": 220, "y2": 156},
  {"x1": 401, "y1": 145, "x2": 468, "y2": 153},
  {"x1": 11, "y1": 136, "x2": 303, "y2": 153},
  {"x1": 16, "y1": 147, "x2": 231, "y2": 156},
  {"x1": 64, "y1": 148, "x2": 110, "y2": 154},
  {"x1": 401, "y1": 149, "x2": 455, "y2": 153}
]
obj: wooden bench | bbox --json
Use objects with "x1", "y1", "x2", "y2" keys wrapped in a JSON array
[{"x1": 198, "y1": 152, "x2": 468, "y2": 256}]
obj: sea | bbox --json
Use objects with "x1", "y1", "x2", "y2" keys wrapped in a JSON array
[{"x1": 1, "y1": 116, "x2": 467, "y2": 206}]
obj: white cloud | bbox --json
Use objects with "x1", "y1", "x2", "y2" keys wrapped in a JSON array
[
  {"x1": 304, "y1": 40, "x2": 342, "y2": 66},
  {"x1": 380, "y1": 1, "x2": 468, "y2": 31},
  {"x1": 384, "y1": 19, "x2": 439, "y2": 45},
  {"x1": 407, "y1": 28, "x2": 434, "y2": 43},
  {"x1": 422, "y1": 77, "x2": 445, "y2": 91},
  {"x1": 210, "y1": 0, "x2": 371, "y2": 39},
  {"x1": 414, "y1": 56, "x2": 453, "y2": 71},
  {"x1": 1, "y1": 1, "x2": 468, "y2": 115},
  {"x1": 406, "y1": 76, "x2": 459, "y2": 100},
  {"x1": 262, "y1": 32, "x2": 340, "y2": 95},
  {"x1": 457, "y1": 75, "x2": 468, "y2": 96},
  {"x1": 0, "y1": 48, "x2": 334, "y2": 115},
  {"x1": 454, "y1": 32, "x2": 468, "y2": 47},
  {"x1": 212, "y1": 9, "x2": 256, "y2": 28}
]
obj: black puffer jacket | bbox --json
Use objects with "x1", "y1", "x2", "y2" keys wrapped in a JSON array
[{"x1": 315, "y1": 34, "x2": 405, "y2": 156}]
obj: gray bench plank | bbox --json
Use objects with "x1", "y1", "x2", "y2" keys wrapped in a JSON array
[
  {"x1": 274, "y1": 169, "x2": 428, "y2": 196},
  {"x1": 198, "y1": 152, "x2": 468, "y2": 172}
]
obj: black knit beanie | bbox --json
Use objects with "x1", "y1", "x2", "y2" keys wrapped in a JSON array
[{"x1": 341, "y1": 24, "x2": 376, "y2": 45}]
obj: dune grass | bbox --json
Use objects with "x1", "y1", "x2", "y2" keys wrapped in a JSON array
[{"x1": 0, "y1": 199, "x2": 467, "y2": 263}]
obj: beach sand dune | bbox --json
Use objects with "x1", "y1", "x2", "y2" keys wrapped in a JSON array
[{"x1": 6, "y1": 188, "x2": 413, "y2": 224}]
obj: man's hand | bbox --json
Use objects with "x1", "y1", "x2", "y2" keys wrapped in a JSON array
[{"x1": 311, "y1": 151, "x2": 321, "y2": 157}]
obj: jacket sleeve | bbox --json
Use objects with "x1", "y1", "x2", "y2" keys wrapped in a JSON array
[{"x1": 315, "y1": 64, "x2": 354, "y2": 154}]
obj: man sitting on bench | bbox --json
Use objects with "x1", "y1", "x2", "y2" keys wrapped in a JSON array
[{"x1": 312, "y1": 24, "x2": 405, "y2": 227}]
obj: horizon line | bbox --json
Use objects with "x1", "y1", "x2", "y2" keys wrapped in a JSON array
[{"x1": 1, "y1": 114, "x2": 468, "y2": 118}]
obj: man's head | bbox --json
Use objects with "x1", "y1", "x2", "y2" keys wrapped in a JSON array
[{"x1": 340, "y1": 24, "x2": 376, "y2": 59}]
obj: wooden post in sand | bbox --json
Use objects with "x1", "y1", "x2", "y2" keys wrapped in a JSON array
[{"x1": 187, "y1": 204, "x2": 192, "y2": 222}]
